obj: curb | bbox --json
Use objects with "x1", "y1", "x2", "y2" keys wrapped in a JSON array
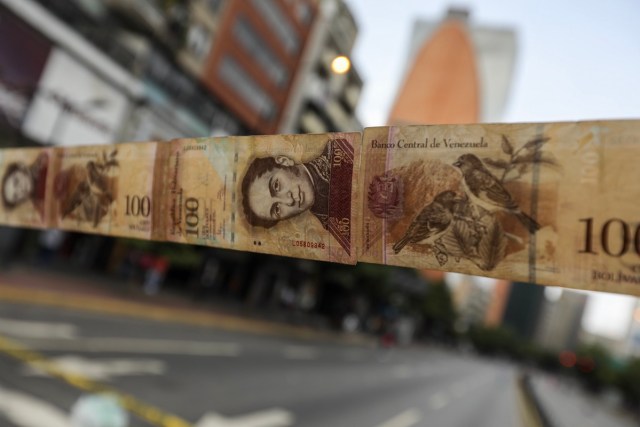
[
  {"x1": 0, "y1": 283, "x2": 375, "y2": 347},
  {"x1": 516, "y1": 372, "x2": 554, "y2": 427}
]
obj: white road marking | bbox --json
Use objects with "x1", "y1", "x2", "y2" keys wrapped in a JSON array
[
  {"x1": 282, "y1": 345, "x2": 317, "y2": 360},
  {"x1": 25, "y1": 355, "x2": 166, "y2": 380},
  {"x1": 375, "y1": 408, "x2": 422, "y2": 427},
  {"x1": 195, "y1": 408, "x2": 293, "y2": 427},
  {"x1": 17, "y1": 337, "x2": 241, "y2": 356},
  {"x1": 0, "y1": 318, "x2": 78, "y2": 339},
  {"x1": 428, "y1": 392, "x2": 449, "y2": 410},
  {"x1": 0, "y1": 385, "x2": 71, "y2": 427}
]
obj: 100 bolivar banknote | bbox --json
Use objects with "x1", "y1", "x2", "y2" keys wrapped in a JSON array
[
  {"x1": 0, "y1": 120, "x2": 639, "y2": 295},
  {"x1": 153, "y1": 133, "x2": 361, "y2": 264},
  {"x1": 359, "y1": 120, "x2": 640, "y2": 295}
]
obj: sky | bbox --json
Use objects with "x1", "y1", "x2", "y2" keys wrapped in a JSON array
[{"x1": 344, "y1": 0, "x2": 640, "y2": 340}]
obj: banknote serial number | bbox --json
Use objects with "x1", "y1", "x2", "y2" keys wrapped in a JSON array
[
  {"x1": 183, "y1": 144, "x2": 207, "y2": 152},
  {"x1": 292, "y1": 240, "x2": 326, "y2": 250}
]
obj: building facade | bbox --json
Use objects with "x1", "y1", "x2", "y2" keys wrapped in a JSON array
[
  {"x1": 388, "y1": 8, "x2": 516, "y2": 125},
  {"x1": 279, "y1": 0, "x2": 363, "y2": 134},
  {"x1": 535, "y1": 290, "x2": 588, "y2": 351},
  {"x1": 199, "y1": 0, "x2": 318, "y2": 135}
]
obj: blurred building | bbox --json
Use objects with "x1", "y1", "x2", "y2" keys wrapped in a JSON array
[
  {"x1": 501, "y1": 282, "x2": 545, "y2": 340},
  {"x1": 279, "y1": 0, "x2": 363, "y2": 133},
  {"x1": 450, "y1": 275, "x2": 493, "y2": 331},
  {"x1": 388, "y1": 8, "x2": 516, "y2": 125},
  {"x1": 535, "y1": 290, "x2": 587, "y2": 351},
  {"x1": 0, "y1": 0, "x2": 143, "y2": 147},
  {"x1": 483, "y1": 280, "x2": 511, "y2": 327},
  {"x1": 193, "y1": 0, "x2": 319, "y2": 135},
  {"x1": 625, "y1": 300, "x2": 640, "y2": 357}
]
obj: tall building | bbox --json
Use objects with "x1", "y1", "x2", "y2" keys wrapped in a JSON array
[
  {"x1": 501, "y1": 282, "x2": 546, "y2": 340},
  {"x1": 449, "y1": 275, "x2": 493, "y2": 331},
  {"x1": 278, "y1": 0, "x2": 363, "y2": 134},
  {"x1": 388, "y1": 8, "x2": 516, "y2": 125},
  {"x1": 625, "y1": 300, "x2": 640, "y2": 357},
  {"x1": 535, "y1": 290, "x2": 588, "y2": 351},
  {"x1": 484, "y1": 280, "x2": 512, "y2": 327},
  {"x1": 199, "y1": 0, "x2": 318, "y2": 135}
]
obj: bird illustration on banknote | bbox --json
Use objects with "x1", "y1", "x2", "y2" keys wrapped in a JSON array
[
  {"x1": 392, "y1": 190, "x2": 459, "y2": 256},
  {"x1": 453, "y1": 153, "x2": 540, "y2": 233}
]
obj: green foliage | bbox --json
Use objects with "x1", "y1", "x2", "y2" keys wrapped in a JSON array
[
  {"x1": 575, "y1": 343, "x2": 617, "y2": 392},
  {"x1": 467, "y1": 326, "x2": 520, "y2": 356},
  {"x1": 618, "y1": 358, "x2": 640, "y2": 408}
]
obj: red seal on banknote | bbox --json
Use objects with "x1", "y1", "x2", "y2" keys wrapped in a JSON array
[{"x1": 367, "y1": 172, "x2": 404, "y2": 219}]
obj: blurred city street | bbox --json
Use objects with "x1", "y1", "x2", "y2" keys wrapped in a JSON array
[
  {"x1": 0, "y1": 0, "x2": 639, "y2": 425},
  {"x1": 0, "y1": 295, "x2": 521, "y2": 427},
  {"x1": 0, "y1": 269, "x2": 635, "y2": 427}
]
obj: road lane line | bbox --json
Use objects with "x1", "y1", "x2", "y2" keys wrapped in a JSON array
[
  {"x1": 0, "y1": 385, "x2": 72, "y2": 427},
  {"x1": 17, "y1": 337, "x2": 241, "y2": 357},
  {"x1": 428, "y1": 392, "x2": 449, "y2": 410},
  {"x1": 375, "y1": 408, "x2": 422, "y2": 427},
  {"x1": 196, "y1": 408, "x2": 293, "y2": 427},
  {"x1": 0, "y1": 318, "x2": 78, "y2": 339},
  {"x1": 25, "y1": 355, "x2": 166, "y2": 381},
  {"x1": 0, "y1": 334, "x2": 191, "y2": 427}
]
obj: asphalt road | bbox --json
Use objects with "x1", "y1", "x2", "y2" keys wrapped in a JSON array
[{"x1": 0, "y1": 300, "x2": 525, "y2": 427}]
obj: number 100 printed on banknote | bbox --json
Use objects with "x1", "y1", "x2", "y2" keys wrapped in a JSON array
[
  {"x1": 155, "y1": 133, "x2": 361, "y2": 264},
  {"x1": 359, "y1": 121, "x2": 640, "y2": 295}
]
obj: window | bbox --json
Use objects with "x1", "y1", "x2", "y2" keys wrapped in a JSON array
[
  {"x1": 206, "y1": 0, "x2": 225, "y2": 14},
  {"x1": 186, "y1": 23, "x2": 212, "y2": 60},
  {"x1": 295, "y1": 2, "x2": 312, "y2": 25},
  {"x1": 250, "y1": 0, "x2": 299, "y2": 55},
  {"x1": 233, "y1": 16, "x2": 288, "y2": 87},
  {"x1": 218, "y1": 55, "x2": 275, "y2": 120}
]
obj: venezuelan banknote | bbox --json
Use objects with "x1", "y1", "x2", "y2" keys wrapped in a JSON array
[
  {"x1": 154, "y1": 133, "x2": 361, "y2": 264},
  {"x1": 49, "y1": 142, "x2": 160, "y2": 240},
  {"x1": 359, "y1": 120, "x2": 640, "y2": 295},
  {"x1": 1, "y1": 120, "x2": 639, "y2": 295},
  {"x1": 0, "y1": 147, "x2": 54, "y2": 228}
]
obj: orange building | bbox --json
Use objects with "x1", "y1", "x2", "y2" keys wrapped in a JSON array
[
  {"x1": 484, "y1": 280, "x2": 512, "y2": 326},
  {"x1": 387, "y1": 8, "x2": 516, "y2": 126},
  {"x1": 201, "y1": 1, "x2": 317, "y2": 135},
  {"x1": 388, "y1": 18, "x2": 479, "y2": 125}
]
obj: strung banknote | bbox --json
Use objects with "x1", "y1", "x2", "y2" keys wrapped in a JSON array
[
  {"x1": 156, "y1": 133, "x2": 361, "y2": 264},
  {"x1": 50, "y1": 142, "x2": 160, "y2": 239},
  {"x1": 0, "y1": 147, "x2": 54, "y2": 228},
  {"x1": 359, "y1": 120, "x2": 640, "y2": 295}
]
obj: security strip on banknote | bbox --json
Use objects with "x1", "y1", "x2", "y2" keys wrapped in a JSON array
[{"x1": 0, "y1": 120, "x2": 638, "y2": 295}]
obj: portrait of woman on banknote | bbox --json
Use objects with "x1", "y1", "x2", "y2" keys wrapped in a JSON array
[
  {"x1": 1, "y1": 151, "x2": 49, "y2": 219},
  {"x1": 241, "y1": 140, "x2": 331, "y2": 230}
]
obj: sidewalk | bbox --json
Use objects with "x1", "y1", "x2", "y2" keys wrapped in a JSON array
[
  {"x1": 0, "y1": 265, "x2": 374, "y2": 346},
  {"x1": 529, "y1": 373, "x2": 637, "y2": 427}
]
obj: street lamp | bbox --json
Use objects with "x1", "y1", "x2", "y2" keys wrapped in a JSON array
[{"x1": 331, "y1": 55, "x2": 351, "y2": 75}]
